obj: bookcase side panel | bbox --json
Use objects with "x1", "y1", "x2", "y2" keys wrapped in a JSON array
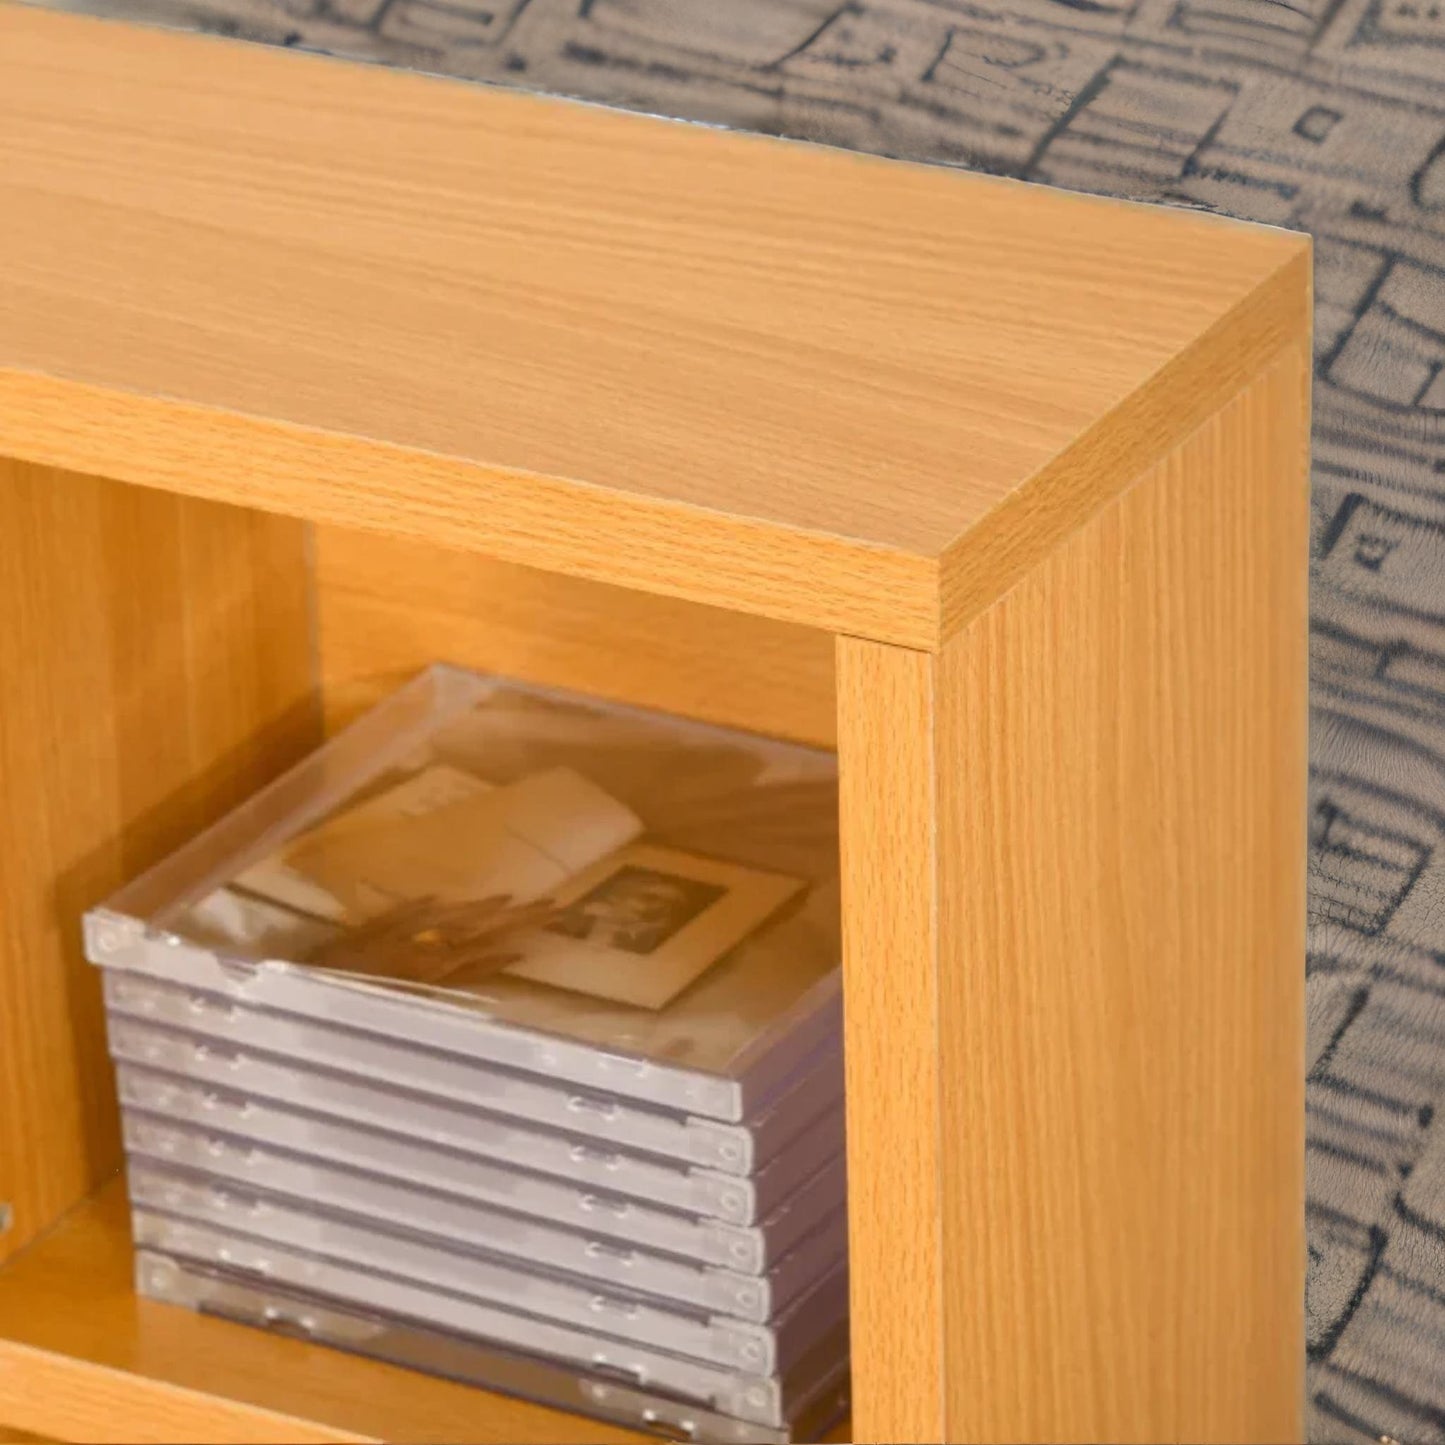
[
  {"x1": 935, "y1": 342, "x2": 1309, "y2": 1442},
  {"x1": 837, "y1": 340, "x2": 1308, "y2": 1443}
]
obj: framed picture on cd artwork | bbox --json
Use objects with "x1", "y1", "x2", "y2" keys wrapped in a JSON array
[{"x1": 504, "y1": 843, "x2": 806, "y2": 1009}]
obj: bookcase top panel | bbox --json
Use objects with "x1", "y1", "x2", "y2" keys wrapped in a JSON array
[{"x1": 0, "y1": 4, "x2": 1307, "y2": 645}]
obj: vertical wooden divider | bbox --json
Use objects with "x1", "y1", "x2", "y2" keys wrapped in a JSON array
[{"x1": 0, "y1": 460, "x2": 319, "y2": 1263}]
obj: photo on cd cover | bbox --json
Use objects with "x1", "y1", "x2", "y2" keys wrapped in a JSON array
[
  {"x1": 505, "y1": 842, "x2": 805, "y2": 1010},
  {"x1": 198, "y1": 764, "x2": 805, "y2": 1011}
]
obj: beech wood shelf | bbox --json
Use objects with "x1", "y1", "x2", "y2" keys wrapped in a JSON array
[{"x1": 0, "y1": 5, "x2": 1311, "y2": 1441}]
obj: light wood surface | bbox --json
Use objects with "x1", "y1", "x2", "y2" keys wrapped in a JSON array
[
  {"x1": 937, "y1": 247, "x2": 1309, "y2": 637},
  {"x1": 836, "y1": 646, "x2": 945, "y2": 1443},
  {"x1": 0, "y1": 5, "x2": 1306, "y2": 646},
  {"x1": 837, "y1": 342, "x2": 1309, "y2": 1442},
  {"x1": 0, "y1": 1180, "x2": 650, "y2": 1444},
  {"x1": 0, "y1": 459, "x2": 318, "y2": 1264},
  {"x1": 314, "y1": 528, "x2": 836, "y2": 745}
]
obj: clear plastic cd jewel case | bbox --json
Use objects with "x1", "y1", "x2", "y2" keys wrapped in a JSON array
[
  {"x1": 122, "y1": 1131, "x2": 846, "y2": 1321},
  {"x1": 102, "y1": 970, "x2": 843, "y2": 1175},
  {"x1": 88, "y1": 664, "x2": 849, "y2": 1433},
  {"x1": 136, "y1": 1252, "x2": 849, "y2": 1443},
  {"x1": 107, "y1": 1020, "x2": 844, "y2": 1224},
  {"x1": 118, "y1": 1067, "x2": 847, "y2": 1273},
  {"x1": 132, "y1": 1213, "x2": 843, "y2": 1424},
  {"x1": 128, "y1": 1167, "x2": 848, "y2": 1375},
  {"x1": 85, "y1": 665, "x2": 842, "y2": 1123}
]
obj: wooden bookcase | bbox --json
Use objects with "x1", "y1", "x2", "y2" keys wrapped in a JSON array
[{"x1": 0, "y1": 5, "x2": 1310, "y2": 1440}]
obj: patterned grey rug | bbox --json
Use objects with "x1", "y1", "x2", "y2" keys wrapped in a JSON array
[{"x1": 28, "y1": 0, "x2": 1445, "y2": 1436}]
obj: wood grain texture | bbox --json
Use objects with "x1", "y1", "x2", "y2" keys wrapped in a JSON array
[
  {"x1": 0, "y1": 4, "x2": 1307, "y2": 645},
  {"x1": 0, "y1": 1181, "x2": 646, "y2": 1444},
  {"x1": 837, "y1": 344, "x2": 1309, "y2": 1443},
  {"x1": 836, "y1": 646, "x2": 944, "y2": 1443},
  {"x1": 315, "y1": 527, "x2": 836, "y2": 745},
  {"x1": 938, "y1": 247, "x2": 1310, "y2": 637},
  {"x1": 0, "y1": 460, "x2": 318, "y2": 1265}
]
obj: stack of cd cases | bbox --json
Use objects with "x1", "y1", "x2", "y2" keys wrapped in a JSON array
[{"x1": 84, "y1": 665, "x2": 849, "y2": 1442}]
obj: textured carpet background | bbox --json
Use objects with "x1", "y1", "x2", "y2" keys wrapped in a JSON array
[{"x1": 27, "y1": 0, "x2": 1445, "y2": 1436}]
